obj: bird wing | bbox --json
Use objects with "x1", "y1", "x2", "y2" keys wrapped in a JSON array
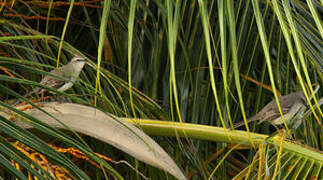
[
  {"x1": 255, "y1": 92, "x2": 304, "y2": 124},
  {"x1": 39, "y1": 69, "x2": 68, "y2": 90},
  {"x1": 270, "y1": 100, "x2": 306, "y2": 125}
]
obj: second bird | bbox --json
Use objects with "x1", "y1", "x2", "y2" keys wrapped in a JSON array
[
  {"x1": 234, "y1": 91, "x2": 306, "y2": 128},
  {"x1": 25, "y1": 55, "x2": 86, "y2": 97}
]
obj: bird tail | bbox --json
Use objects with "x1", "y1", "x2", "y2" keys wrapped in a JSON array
[
  {"x1": 11, "y1": 88, "x2": 41, "y2": 106},
  {"x1": 233, "y1": 115, "x2": 258, "y2": 129},
  {"x1": 23, "y1": 87, "x2": 41, "y2": 98}
]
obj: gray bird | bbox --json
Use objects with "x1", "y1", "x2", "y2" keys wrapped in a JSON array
[
  {"x1": 234, "y1": 91, "x2": 308, "y2": 129},
  {"x1": 24, "y1": 55, "x2": 86, "y2": 97}
]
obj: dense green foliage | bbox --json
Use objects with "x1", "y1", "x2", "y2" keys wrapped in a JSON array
[{"x1": 0, "y1": 0, "x2": 322, "y2": 179}]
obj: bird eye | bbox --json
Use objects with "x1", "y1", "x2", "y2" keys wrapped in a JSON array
[{"x1": 75, "y1": 58, "x2": 86, "y2": 62}]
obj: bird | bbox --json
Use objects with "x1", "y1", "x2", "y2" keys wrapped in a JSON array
[
  {"x1": 19, "y1": 55, "x2": 87, "y2": 100},
  {"x1": 234, "y1": 91, "x2": 307, "y2": 129}
]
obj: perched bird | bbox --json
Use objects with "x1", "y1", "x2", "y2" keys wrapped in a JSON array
[
  {"x1": 234, "y1": 91, "x2": 307, "y2": 129},
  {"x1": 23, "y1": 55, "x2": 86, "y2": 97}
]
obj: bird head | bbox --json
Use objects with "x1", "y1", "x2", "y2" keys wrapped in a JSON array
[{"x1": 69, "y1": 56, "x2": 87, "y2": 69}]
